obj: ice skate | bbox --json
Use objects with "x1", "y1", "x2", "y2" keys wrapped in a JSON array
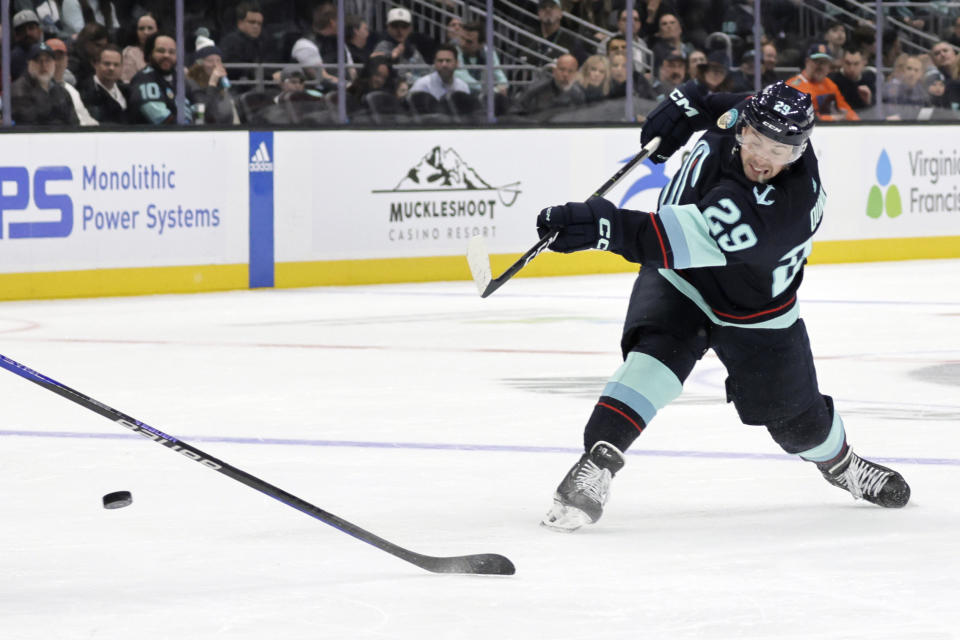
[
  {"x1": 541, "y1": 441, "x2": 625, "y2": 532},
  {"x1": 820, "y1": 449, "x2": 910, "y2": 508}
]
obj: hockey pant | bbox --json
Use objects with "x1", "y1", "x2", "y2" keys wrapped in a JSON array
[{"x1": 583, "y1": 268, "x2": 845, "y2": 462}]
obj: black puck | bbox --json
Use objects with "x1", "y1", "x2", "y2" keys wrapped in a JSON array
[{"x1": 103, "y1": 491, "x2": 133, "y2": 509}]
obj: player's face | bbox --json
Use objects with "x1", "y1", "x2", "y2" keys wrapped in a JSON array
[{"x1": 738, "y1": 125, "x2": 796, "y2": 183}]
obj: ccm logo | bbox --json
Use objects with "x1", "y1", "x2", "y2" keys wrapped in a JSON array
[
  {"x1": 669, "y1": 89, "x2": 699, "y2": 117},
  {"x1": 0, "y1": 166, "x2": 73, "y2": 239},
  {"x1": 597, "y1": 218, "x2": 611, "y2": 250}
]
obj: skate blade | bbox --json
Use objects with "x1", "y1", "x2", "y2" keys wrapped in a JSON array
[{"x1": 540, "y1": 500, "x2": 593, "y2": 532}]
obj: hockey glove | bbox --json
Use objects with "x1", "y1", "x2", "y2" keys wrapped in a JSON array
[
  {"x1": 640, "y1": 81, "x2": 711, "y2": 163},
  {"x1": 537, "y1": 198, "x2": 610, "y2": 254}
]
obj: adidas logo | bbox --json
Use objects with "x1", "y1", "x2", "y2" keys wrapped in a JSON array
[{"x1": 249, "y1": 141, "x2": 274, "y2": 172}]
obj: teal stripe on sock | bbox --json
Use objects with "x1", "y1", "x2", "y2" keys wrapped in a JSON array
[
  {"x1": 602, "y1": 381, "x2": 658, "y2": 424},
  {"x1": 799, "y1": 410, "x2": 846, "y2": 462},
  {"x1": 601, "y1": 353, "x2": 683, "y2": 424}
]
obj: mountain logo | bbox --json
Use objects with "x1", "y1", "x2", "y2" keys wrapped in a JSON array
[
  {"x1": 373, "y1": 146, "x2": 521, "y2": 206},
  {"x1": 866, "y1": 149, "x2": 901, "y2": 218}
]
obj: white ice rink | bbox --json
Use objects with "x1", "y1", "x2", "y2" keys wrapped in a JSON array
[{"x1": 1, "y1": 259, "x2": 958, "y2": 640}]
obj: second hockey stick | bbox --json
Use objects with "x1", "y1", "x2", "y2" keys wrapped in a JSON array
[
  {"x1": 0, "y1": 353, "x2": 515, "y2": 576},
  {"x1": 466, "y1": 136, "x2": 661, "y2": 298}
]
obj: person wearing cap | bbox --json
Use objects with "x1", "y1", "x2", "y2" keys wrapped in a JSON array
[
  {"x1": 532, "y1": 0, "x2": 587, "y2": 65},
  {"x1": 652, "y1": 47, "x2": 688, "y2": 97},
  {"x1": 79, "y1": 44, "x2": 129, "y2": 124},
  {"x1": 922, "y1": 68, "x2": 954, "y2": 110},
  {"x1": 10, "y1": 10, "x2": 44, "y2": 81},
  {"x1": 128, "y1": 32, "x2": 193, "y2": 124},
  {"x1": 786, "y1": 43, "x2": 858, "y2": 121},
  {"x1": 46, "y1": 37, "x2": 98, "y2": 126},
  {"x1": 694, "y1": 49, "x2": 733, "y2": 93},
  {"x1": 373, "y1": 7, "x2": 428, "y2": 80},
  {"x1": 10, "y1": 42, "x2": 80, "y2": 126},
  {"x1": 187, "y1": 37, "x2": 238, "y2": 124},
  {"x1": 728, "y1": 45, "x2": 780, "y2": 93},
  {"x1": 827, "y1": 46, "x2": 876, "y2": 112}
]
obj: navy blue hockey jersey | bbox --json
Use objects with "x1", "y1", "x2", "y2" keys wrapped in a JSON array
[{"x1": 595, "y1": 128, "x2": 826, "y2": 329}]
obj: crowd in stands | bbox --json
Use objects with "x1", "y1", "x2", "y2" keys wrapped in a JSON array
[{"x1": 2, "y1": 0, "x2": 960, "y2": 127}]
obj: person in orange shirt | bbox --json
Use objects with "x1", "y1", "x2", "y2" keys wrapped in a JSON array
[{"x1": 787, "y1": 43, "x2": 859, "y2": 121}]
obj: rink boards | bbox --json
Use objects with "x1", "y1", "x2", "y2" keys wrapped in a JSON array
[{"x1": 0, "y1": 125, "x2": 957, "y2": 300}]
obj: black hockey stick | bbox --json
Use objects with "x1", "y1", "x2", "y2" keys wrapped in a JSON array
[
  {"x1": 466, "y1": 136, "x2": 661, "y2": 298},
  {"x1": 0, "y1": 353, "x2": 515, "y2": 576}
]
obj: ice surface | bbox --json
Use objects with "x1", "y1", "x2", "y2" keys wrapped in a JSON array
[{"x1": 1, "y1": 260, "x2": 958, "y2": 639}]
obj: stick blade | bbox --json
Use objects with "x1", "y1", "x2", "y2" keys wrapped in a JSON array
[
  {"x1": 417, "y1": 552, "x2": 516, "y2": 575},
  {"x1": 466, "y1": 235, "x2": 492, "y2": 297}
]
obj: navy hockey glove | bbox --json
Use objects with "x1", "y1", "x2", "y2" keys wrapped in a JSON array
[
  {"x1": 640, "y1": 81, "x2": 711, "y2": 163},
  {"x1": 537, "y1": 199, "x2": 608, "y2": 253}
]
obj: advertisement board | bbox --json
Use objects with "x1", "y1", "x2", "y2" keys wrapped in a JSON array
[{"x1": 0, "y1": 125, "x2": 957, "y2": 300}]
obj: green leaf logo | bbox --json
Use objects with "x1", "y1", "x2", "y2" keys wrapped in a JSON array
[{"x1": 868, "y1": 150, "x2": 901, "y2": 219}]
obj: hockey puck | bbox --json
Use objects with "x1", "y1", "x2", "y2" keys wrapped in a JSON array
[{"x1": 102, "y1": 491, "x2": 133, "y2": 509}]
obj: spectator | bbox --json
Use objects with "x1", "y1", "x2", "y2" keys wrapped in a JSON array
[
  {"x1": 10, "y1": 10, "x2": 44, "y2": 81},
  {"x1": 68, "y1": 23, "x2": 109, "y2": 88},
  {"x1": 576, "y1": 54, "x2": 611, "y2": 103},
  {"x1": 128, "y1": 33, "x2": 190, "y2": 124},
  {"x1": 607, "y1": 51, "x2": 658, "y2": 100},
  {"x1": 46, "y1": 37, "x2": 97, "y2": 125},
  {"x1": 187, "y1": 37, "x2": 238, "y2": 124},
  {"x1": 445, "y1": 16, "x2": 463, "y2": 46},
  {"x1": 787, "y1": 43, "x2": 858, "y2": 121},
  {"x1": 533, "y1": 0, "x2": 587, "y2": 65},
  {"x1": 35, "y1": 0, "x2": 66, "y2": 38},
  {"x1": 372, "y1": 7, "x2": 428, "y2": 81},
  {"x1": 827, "y1": 46, "x2": 875, "y2": 112},
  {"x1": 292, "y1": 2, "x2": 347, "y2": 87},
  {"x1": 652, "y1": 47, "x2": 687, "y2": 97},
  {"x1": 948, "y1": 16, "x2": 960, "y2": 49},
  {"x1": 638, "y1": 0, "x2": 679, "y2": 41},
  {"x1": 395, "y1": 77, "x2": 410, "y2": 101},
  {"x1": 601, "y1": 11, "x2": 645, "y2": 75},
  {"x1": 346, "y1": 15, "x2": 373, "y2": 66},
  {"x1": 410, "y1": 43, "x2": 469, "y2": 100},
  {"x1": 274, "y1": 65, "x2": 310, "y2": 102},
  {"x1": 728, "y1": 47, "x2": 778, "y2": 92},
  {"x1": 883, "y1": 54, "x2": 927, "y2": 106},
  {"x1": 695, "y1": 49, "x2": 733, "y2": 93},
  {"x1": 651, "y1": 13, "x2": 693, "y2": 76},
  {"x1": 11, "y1": 42, "x2": 80, "y2": 125},
  {"x1": 120, "y1": 13, "x2": 157, "y2": 83},
  {"x1": 454, "y1": 21, "x2": 508, "y2": 96},
  {"x1": 930, "y1": 41, "x2": 958, "y2": 80},
  {"x1": 923, "y1": 69, "x2": 953, "y2": 110},
  {"x1": 686, "y1": 49, "x2": 705, "y2": 79},
  {"x1": 515, "y1": 53, "x2": 585, "y2": 115},
  {"x1": 346, "y1": 56, "x2": 396, "y2": 113},
  {"x1": 79, "y1": 43, "x2": 128, "y2": 124},
  {"x1": 221, "y1": 2, "x2": 276, "y2": 90},
  {"x1": 822, "y1": 19, "x2": 846, "y2": 64},
  {"x1": 560, "y1": 0, "x2": 605, "y2": 39},
  {"x1": 60, "y1": 0, "x2": 119, "y2": 38}
]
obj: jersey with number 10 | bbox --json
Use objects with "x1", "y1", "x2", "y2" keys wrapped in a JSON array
[{"x1": 598, "y1": 129, "x2": 825, "y2": 329}]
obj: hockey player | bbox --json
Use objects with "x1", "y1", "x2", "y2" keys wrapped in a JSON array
[{"x1": 536, "y1": 81, "x2": 910, "y2": 532}]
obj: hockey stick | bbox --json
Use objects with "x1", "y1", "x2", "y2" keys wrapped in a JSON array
[
  {"x1": 466, "y1": 136, "x2": 661, "y2": 298},
  {"x1": 0, "y1": 353, "x2": 515, "y2": 576}
]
